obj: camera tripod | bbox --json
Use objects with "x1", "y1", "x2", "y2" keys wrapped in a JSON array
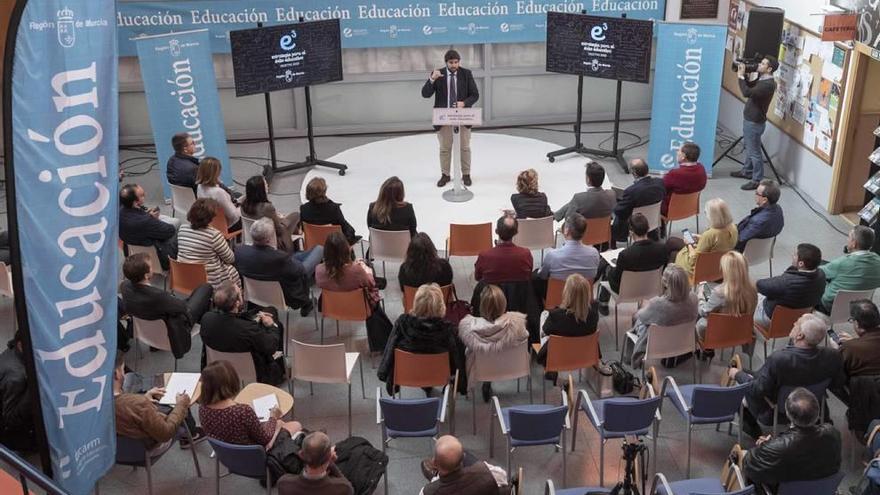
[
  {"x1": 711, "y1": 135, "x2": 782, "y2": 184},
  {"x1": 608, "y1": 439, "x2": 649, "y2": 495}
]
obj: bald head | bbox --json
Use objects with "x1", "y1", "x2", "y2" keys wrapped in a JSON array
[
  {"x1": 496, "y1": 214, "x2": 519, "y2": 242},
  {"x1": 433, "y1": 435, "x2": 464, "y2": 475},
  {"x1": 630, "y1": 159, "x2": 649, "y2": 178},
  {"x1": 300, "y1": 431, "x2": 332, "y2": 468}
]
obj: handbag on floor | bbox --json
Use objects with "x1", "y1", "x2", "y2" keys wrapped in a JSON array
[{"x1": 365, "y1": 303, "x2": 393, "y2": 352}]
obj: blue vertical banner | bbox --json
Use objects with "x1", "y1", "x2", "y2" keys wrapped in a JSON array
[
  {"x1": 135, "y1": 29, "x2": 232, "y2": 199},
  {"x1": 9, "y1": 1, "x2": 118, "y2": 493},
  {"x1": 647, "y1": 23, "x2": 726, "y2": 177}
]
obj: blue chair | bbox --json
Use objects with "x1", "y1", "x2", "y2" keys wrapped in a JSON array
[
  {"x1": 777, "y1": 471, "x2": 844, "y2": 495},
  {"x1": 207, "y1": 438, "x2": 271, "y2": 495},
  {"x1": 660, "y1": 376, "x2": 750, "y2": 477},
  {"x1": 115, "y1": 426, "x2": 201, "y2": 495},
  {"x1": 491, "y1": 391, "x2": 570, "y2": 487},
  {"x1": 572, "y1": 389, "x2": 662, "y2": 486},
  {"x1": 764, "y1": 379, "x2": 831, "y2": 434},
  {"x1": 377, "y1": 385, "x2": 449, "y2": 494},
  {"x1": 545, "y1": 479, "x2": 610, "y2": 494},
  {"x1": 652, "y1": 466, "x2": 755, "y2": 495}
]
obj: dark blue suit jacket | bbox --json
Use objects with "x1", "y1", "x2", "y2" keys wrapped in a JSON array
[
  {"x1": 736, "y1": 204, "x2": 784, "y2": 251},
  {"x1": 612, "y1": 176, "x2": 665, "y2": 239},
  {"x1": 234, "y1": 244, "x2": 309, "y2": 308}
]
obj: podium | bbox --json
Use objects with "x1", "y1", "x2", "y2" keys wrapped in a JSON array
[{"x1": 433, "y1": 108, "x2": 482, "y2": 203}]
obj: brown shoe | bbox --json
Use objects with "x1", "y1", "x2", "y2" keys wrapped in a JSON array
[
  {"x1": 463, "y1": 174, "x2": 472, "y2": 186},
  {"x1": 436, "y1": 174, "x2": 451, "y2": 187}
]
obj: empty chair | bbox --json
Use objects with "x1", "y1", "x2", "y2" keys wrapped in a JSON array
[
  {"x1": 828, "y1": 288, "x2": 876, "y2": 331},
  {"x1": 491, "y1": 391, "x2": 570, "y2": 487},
  {"x1": 402, "y1": 284, "x2": 454, "y2": 314},
  {"x1": 368, "y1": 227, "x2": 412, "y2": 278},
  {"x1": 170, "y1": 184, "x2": 196, "y2": 219},
  {"x1": 544, "y1": 480, "x2": 611, "y2": 495},
  {"x1": 663, "y1": 192, "x2": 701, "y2": 238},
  {"x1": 743, "y1": 237, "x2": 776, "y2": 276},
  {"x1": 581, "y1": 216, "x2": 612, "y2": 248},
  {"x1": 632, "y1": 201, "x2": 662, "y2": 236},
  {"x1": 776, "y1": 471, "x2": 844, "y2": 495},
  {"x1": 698, "y1": 314, "x2": 755, "y2": 377},
  {"x1": 446, "y1": 222, "x2": 493, "y2": 258},
  {"x1": 302, "y1": 222, "x2": 342, "y2": 251},
  {"x1": 205, "y1": 345, "x2": 258, "y2": 386},
  {"x1": 572, "y1": 389, "x2": 662, "y2": 486},
  {"x1": 207, "y1": 438, "x2": 271, "y2": 495},
  {"x1": 600, "y1": 267, "x2": 663, "y2": 350},
  {"x1": 634, "y1": 321, "x2": 697, "y2": 383},
  {"x1": 469, "y1": 344, "x2": 532, "y2": 433},
  {"x1": 377, "y1": 386, "x2": 449, "y2": 493},
  {"x1": 291, "y1": 339, "x2": 365, "y2": 437},
  {"x1": 132, "y1": 317, "x2": 198, "y2": 372},
  {"x1": 660, "y1": 376, "x2": 750, "y2": 476},
  {"x1": 514, "y1": 216, "x2": 555, "y2": 262},
  {"x1": 116, "y1": 429, "x2": 202, "y2": 495},
  {"x1": 536, "y1": 334, "x2": 600, "y2": 403},
  {"x1": 753, "y1": 305, "x2": 812, "y2": 361},
  {"x1": 320, "y1": 287, "x2": 371, "y2": 344},
  {"x1": 651, "y1": 467, "x2": 754, "y2": 495},
  {"x1": 168, "y1": 259, "x2": 208, "y2": 297},
  {"x1": 765, "y1": 380, "x2": 831, "y2": 434},
  {"x1": 692, "y1": 250, "x2": 726, "y2": 286}
]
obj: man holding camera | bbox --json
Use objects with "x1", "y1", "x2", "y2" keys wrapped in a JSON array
[{"x1": 731, "y1": 56, "x2": 778, "y2": 191}]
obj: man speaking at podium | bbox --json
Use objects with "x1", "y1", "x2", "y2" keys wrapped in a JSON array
[{"x1": 422, "y1": 49, "x2": 479, "y2": 187}]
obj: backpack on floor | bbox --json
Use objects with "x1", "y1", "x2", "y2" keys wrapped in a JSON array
[
  {"x1": 610, "y1": 361, "x2": 640, "y2": 395},
  {"x1": 334, "y1": 436, "x2": 388, "y2": 495}
]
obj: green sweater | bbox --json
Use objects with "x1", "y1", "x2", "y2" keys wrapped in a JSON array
[{"x1": 819, "y1": 250, "x2": 880, "y2": 310}]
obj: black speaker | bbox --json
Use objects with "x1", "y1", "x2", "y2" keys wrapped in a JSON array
[{"x1": 743, "y1": 7, "x2": 784, "y2": 60}]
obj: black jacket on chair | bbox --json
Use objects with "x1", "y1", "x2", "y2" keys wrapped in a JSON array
[
  {"x1": 300, "y1": 200, "x2": 358, "y2": 245},
  {"x1": 612, "y1": 177, "x2": 665, "y2": 240},
  {"x1": 120, "y1": 280, "x2": 195, "y2": 359},
  {"x1": 235, "y1": 244, "x2": 309, "y2": 309},
  {"x1": 200, "y1": 307, "x2": 285, "y2": 385},
  {"x1": 377, "y1": 314, "x2": 464, "y2": 395},
  {"x1": 842, "y1": 374, "x2": 880, "y2": 438},
  {"x1": 607, "y1": 239, "x2": 668, "y2": 293},
  {"x1": 119, "y1": 206, "x2": 177, "y2": 269},
  {"x1": 743, "y1": 424, "x2": 841, "y2": 489},
  {"x1": 421, "y1": 67, "x2": 479, "y2": 130},
  {"x1": 756, "y1": 267, "x2": 826, "y2": 320}
]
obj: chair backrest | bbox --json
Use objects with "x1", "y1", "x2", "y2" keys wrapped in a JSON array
[
  {"x1": 689, "y1": 382, "x2": 751, "y2": 421},
  {"x1": 170, "y1": 184, "x2": 196, "y2": 218},
  {"x1": 321, "y1": 288, "x2": 371, "y2": 321},
  {"x1": 508, "y1": 404, "x2": 568, "y2": 444},
  {"x1": 168, "y1": 259, "x2": 208, "y2": 297},
  {"x1": 666, "y1": 191, "x2": 701, "y2": 222},
  {"x1": 829, "y1": 289, "x2": 876, "y2": 327},
  {"x1": 617, "y1": 268, "x2": 663, "y2": 303},
  {"x1": 115, "y1": 435, "x2": 149, "y2": 465},
  {"x1": 775, "y1": 379, "x2": 832, "y2": 410},
  {"x1": 513, "y1": 216, "x2": 555, "y2": 251},
  {"x1": 210, "y1": 206, "x2": 232, "y2": 234},
  {"x1": 545, "y1": 334, "x2": 600, "y2": 373},
  {"x1": 243, "y1": 277, "x2": 286, "y2": 310},
  {"x1": 448, "y1": 223, "x2": 493, "y2": 257},
  {"x1": 132, "y1": 317, "x2": 172, "y2": 352},
  {"x1": 205, "y1": 345, "x2": 257, "y2": 385},
  {"x1": 693, "y1": 250, "x2": 726, "y2": 285},
  {"x1": 206, "y1": 438, "x2": 268, "y2": 479},
  {"x1": 763, "y1": 305, "x2": 812, "y2": 339},
  {"x1": 379, "y1": 396, "x2": 441, "y2": 434},
  {"x1": 601, "y1": 396, "x2": 662, "y2": 434},
  {"x1": 544, "y1": 277, "x2": 567, "y2": 309},
  {"x1": 241, "y1": 216, "x2": 256, "y2": 245},
  {"x1": 303, "y1": 223, "x2": 342, "y2": 251},
  {"x1": 402, "y1": 284, "x2": 453, "y2": 314},
  {"x1": 777, "y1": 471, "x2": 844, "y2": 495},
  {"x1": 703, "y1": 313, "x2": 754, "y2": 350},
  {"x1": 369, "y1": 228, "x2": 412, "y2": 263},
  {"x1": 393, "y1": 349, "x2": 450, "y2": 388},
  {"x1": 0, "y1": 262, "x2": 13, "y2": 298},
  {"x1": 292, "y1": 339, "x2": 347, "y2": 383},
  {"x1": 645, "y1": 322, "x2": 695, "y2": 361},
  {"x1": 581, "y1": 215, "x2": 612, "y2": 247},
  {"x1": 126, "y1": 244, "x2": 165, "y2": 274},
  {"x1": 632, "y1": 202, "x2": 662, "y2": 233},
  {"x1": 742, "y1": 237, "x2": 775, "y2": 267},
  {"x1": 471, "y1": 344, "x2": 530, "y2": 383}
]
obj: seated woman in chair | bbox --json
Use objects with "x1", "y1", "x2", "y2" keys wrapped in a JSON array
[
  {"x1": 367, "y1": 176, "x2": 417, "y2": 236},
  {"x1": 300, "y1": 177, "x2": 360, "y2": 245},
  {"x1": 398, "y1": 233, "x2": 453, "y2": 291},
  {"x1": 537, "y1": 274, "x2": 599, "y2": 369},
  {"x1": 315, "y1": 231, "x2": 380, "y2": 308},
  {"x1": 696, "y1": 251, "x2": 757, "y2": 358},
  {"x1": 510, "y1": 168, "x2": 552, "y2": 219},
  {"x1": 177, "y1": 198, "x2": 240, "y2": 290},
  {"x1": 668, "y1": 198, "x2": 738, "y2": 277},
  {"x1": 241, "y1": 175, "x2": 300, "y2": 253}
]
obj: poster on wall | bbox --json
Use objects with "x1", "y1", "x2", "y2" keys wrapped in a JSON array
[{"x1": 680, "y1": 0, "x2": 720, "y2": 19}]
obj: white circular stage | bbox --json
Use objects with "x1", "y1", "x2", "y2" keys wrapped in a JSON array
[{"x1": 301, "y1": 133, "x2": 603, "y2": 245}]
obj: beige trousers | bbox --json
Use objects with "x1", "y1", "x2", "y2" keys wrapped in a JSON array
[{"x1": 437, "y1": 126, "x2": 471, "y2": 176}]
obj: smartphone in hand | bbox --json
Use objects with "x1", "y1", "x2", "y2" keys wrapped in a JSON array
[
  {"x1": 827, "y1": 328, "x2": 841, "y2": 344},
  {"x1": 682, "y1": 228, "x2": 696, "y2": 245}
]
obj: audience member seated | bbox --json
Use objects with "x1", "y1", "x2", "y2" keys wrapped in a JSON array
[
  {"x1": 818, "y1": 225, "x2": 880, "y2": 313},
  {"x1": 196, "y1": 157, "x2": 241, "y2": 232},
  {"x1": 367, "y1": 176, "x2": 417, "y2": 236},
  {"x1": 537, "y1": 274, "x2": 599, "y2": 369},
  {"x1": 474, "y1": 214, "x2": 533, "y2": 284},
  {"x1": 113, "y1": 353, "x2": 194, "y2": 451},
  {"x1": 200, "y1": 281, "x2": 286, "y2": 385},
  {"x1": 726, "y1": 314, "x2": 845, "y2": 438},
  {"x1": 419, "y1": 435, "x2": 510, "y2": 495},
  {"x1": 301, "y1": 177, "x2": 360, "y2": 245},
  {"x1": 178, "y1": 198, "x2": 240, "y2": 290},
  {"x1": 735, "y1": 179, "x2": 784, "y2": 252},
  {"x1": 830, "y1": 299, "x2": 880, "y2": 436},
  {"x1": 696, "y1": 252, "x2": 757, "y2": 356},
  {"x1": 166, "y1": 132, "x2": 200, "y2": 191},
  {"x1": 611, "y1": 158, "x2": 665, "y2": 242},
  {"x1": 510, "y1": 169, "x2": 552, "y2": 219},
  {"x1": 121, "y1": 253, "x2": 213, "y2": 359},
  {"x1": 554, "y1": 162, "x2": 616, "y2": 222},
  {"x1": 316, "y1": 231, "x2": 381, "y2": 307},
  {"x1": 459, "y1": 285, "x2": 528, "y2": 402},
  {"x1": 398, "y1": 233, "x2": 454, "y2": 291},
  {"x1": 0, "y1": 331, "x2": 35, "y2": 452},
  {"x1": 235, "y1": 218, "x2": 322, "y2": 315},
  {"x1": 741, "y1": 388, "x2": 841, "y2": 495},
  {"x1": 623, "y1": 265, "x2": 698, "y2": 368},
  {"x1": 753, "y1": 243, "x2": 825, "y2": 328},
  {"x1": 119, "y1": 183, "x2": 178, "y2": 270},
  {"x1": 199, "y1": 361, "x2": 302, "y2": 450},
  {"x1": 540, "y1": 211, "x2": 599, "y2": 280},
  {"x1": 596, "y1": 213, "x2": 668, "y2": 313},
  {"x1": 661, "y1": 141, "x2": 707, "y2": 217},
  {"x1": 378, "y1": 284, "x2": 464, "y2": 396},
  {"x1": 278, "y1": 431, "x2": 354, "y2": 495},
  {"x1": 241, "y1": 175, "x2": 300, "y2": 253},
  {"x1": 670, "y1": 198, "x2": 738, "y2": 277}
]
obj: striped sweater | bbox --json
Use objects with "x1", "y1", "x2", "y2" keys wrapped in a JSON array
[{"x1": 177, "y1": 225, "x2": 240, "y2": 289}]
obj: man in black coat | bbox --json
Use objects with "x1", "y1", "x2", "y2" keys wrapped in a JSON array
[
  {"x1": 119, "y1": 183, "x2": 178, "y2": 270},
  {"x1": 120, "y1": 253, "x2": 213, "y2": 359},
  {"x1": 753, "y1": 243, "x2": 825, "y2": 328},
  {"x1": 597, "y1": 213, "x2": 668, "y2": 311},
  {"x1": 421, "y1": 49, "x2": 479, "y2": 188},
  {"x1": 200, "y1": 281, "x2": 286, "y2": 385},
  {"x1": 166, "y1": 132, "x2": 200, "y2": 191},
  {"x1": 0, "y1": 331, "x2": 35, "y2": 452},
  {"x1": 611, "y1": 159, "x2": 665, "y2": 243}
]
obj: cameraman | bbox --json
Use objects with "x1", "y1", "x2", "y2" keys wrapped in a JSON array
[{"x1": 731, "y1": 56, "x2": 778, "y2": 191}]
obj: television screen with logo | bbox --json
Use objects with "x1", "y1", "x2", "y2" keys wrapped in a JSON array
[
  {"x1": 230, "y1": 19, "x2": 342, "y2": 97},
  {"x1": 546, "y1": 12, "x2": 653, "y2": 83}
]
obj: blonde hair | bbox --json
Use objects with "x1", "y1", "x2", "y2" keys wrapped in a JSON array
[
  {"x1": 479, "y1": 285, "x2": 507, "y2": 321},
  {"x1": 196, "y1": 157, "x2": 222, "y2": 186},
  {"x1": 720, "y1": 251, "x2": 757, "y2": 315},
  {"x1": 516, "y1": 169, "x2": 540, "y2": 195},
  {"x1": 560, "y1": 274, "x2": 592, "y2": 323},
  {"x1": 705, "y1": 198, "x2": 733, "y2": 229},
  {"x1": 412, "y1": 283, "x2": 446, "y2": 319},
  {"x1": 662, "y1": 265, "x2": 691, "y2": 303}
]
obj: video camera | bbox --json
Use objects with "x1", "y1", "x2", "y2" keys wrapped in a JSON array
[{"x1": 730, "y1": 56, "x2": 761, "y2": 73}]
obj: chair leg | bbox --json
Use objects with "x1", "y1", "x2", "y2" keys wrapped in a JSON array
[
  {"x1": 686, "y1": 421, "x2": 692, "y2": 477},
  {"x1": 266, "y1": 467, "x2": 272, "y2": 495},
  {"x1": 320, "y1": 317, "x2": 325, "y2": 344},
  {"x1": 614, "y1": 304, "x2": 620, "y2": 351},
  {"x1": 562, "y1": 430, "x2": 567, "y2": 488},
  {"x1": 652, "y1": 425, "x2": 658, "y2": 480},
  {"x1": 348, "y1": 383, "x2": 353, "y2": 438},
  {"x1": 284, "y1": 311, "x2": 290, "y2": 355},
  {"x1": 336, "y1": 320, "x2": 340, "y2": 337},
  {"x1": 360, "y1": 358, "x2": 366, "y2": 399},
  {"x1": 542, "y1": 374, "x2": 547, "y2": 404},
  {"x1": 692, "y1": 356, "x2": 697, "y2": 384},
  {"x1": 185, "y1": 424, "x2": 202, "y2": 477},
  {"x1": 599, "y1": 440, "x2": 605, "y2": 486},
  {"x1": 506, "y1": 439, "x2": 512, "y2": 483},
  {"x1": 528, "y1": 374, "x2": 533, "y2": 404},
  {"x1": 215, "y1": 455, "x2": 221, "y2": 495},
  {"x1": 489, "y1": 406, "x2": 496, "y2": 457},
  {"x1": 472, "y1": 385, "x2": 477, "y2": 434},
  {"x1": 145, "y1": 455, "x2": 153, "y2": 495},
  {"x1": 310, "y1": 382, "x2": 314, "y2": 396}
]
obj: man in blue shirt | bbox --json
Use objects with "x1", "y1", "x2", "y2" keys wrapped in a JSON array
[
  {"x1": 735, "y1": 179, "x2": 784, "y2": 252},
  {"x1": 533, "y1": 213, "x2": 600, "y2": 303}
]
